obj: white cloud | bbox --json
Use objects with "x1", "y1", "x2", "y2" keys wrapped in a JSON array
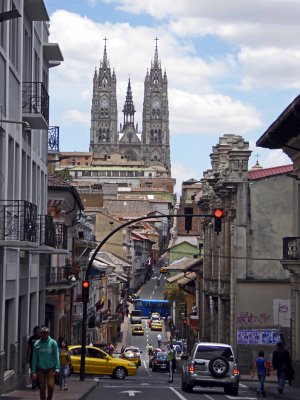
[
  {"x1": 172, "y1": 162, "x2": 200, "y2": 195},
  {"x1": 170, "y1": 90, "x2": 262, "y2": 135},
  {"x1": 63, "y1": 109, "x2": 90, "y2": 126},
  {"x1": 238, "y1": 47, "x2": 300, "y2": 90}
]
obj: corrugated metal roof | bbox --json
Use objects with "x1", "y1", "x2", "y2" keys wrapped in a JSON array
[{"x1": 248, "y1": 164, "x2": 293, "y2": 180}]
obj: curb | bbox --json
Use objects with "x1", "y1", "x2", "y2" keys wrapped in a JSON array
[{"x1": 78, "y1": 381, "x2": 99, "y2": 400}]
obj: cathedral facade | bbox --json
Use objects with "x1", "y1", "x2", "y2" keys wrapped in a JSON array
[{"x1": 89, "y1": 39, "x2": 171, "y2": 176}]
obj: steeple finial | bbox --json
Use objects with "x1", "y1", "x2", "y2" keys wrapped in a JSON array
[
  {"x1": 102, "y1": 36, "x2": 108, "y2": 67},
  {"x1": 154, "y1": 37, "x2": 159, "y2": 65},
  {"x1": 122, "y1": 77, "x2": 135, "y2": 128}
]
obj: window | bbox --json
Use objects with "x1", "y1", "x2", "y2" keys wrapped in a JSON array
[
  {"x1": 184, "y1": 207, "x2": 193, "y2": 232},
  {"x1": 9, "y1": 2, "x2": 19, "y2": 70},
  {"x1": 0, "y1": 1, "x2": 5, "y2": 49},
  {"x1": 87, "y1": 348, "x2": 106, "y2": 359}
]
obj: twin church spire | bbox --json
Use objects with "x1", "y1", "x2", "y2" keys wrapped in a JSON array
[{"x1": 89, "y1": 37, "x2": 171, "y2": 175}]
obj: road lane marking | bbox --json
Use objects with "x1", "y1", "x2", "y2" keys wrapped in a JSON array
[
  {"x1": 204, "y1": 395, "x2": 215, "y2": 400},
  {"x1": 169, "y1": 387, "x2": 188, "y2": 400},
  {"x1": 120, "y1": 391, "x2": 142, "y2": 397}
]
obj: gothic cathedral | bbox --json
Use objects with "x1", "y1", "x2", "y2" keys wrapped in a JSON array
[{"x1": 89, "y1": 39, "x2": 171, "y2": 176}]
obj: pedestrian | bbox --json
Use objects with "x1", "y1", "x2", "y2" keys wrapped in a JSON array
[
  {"x1": 27, "y1": 325, "x2": 41, "y2": 389},
  {"x1": 272, "y1": 341, "x2": 294, "y2": 394},
  {"x1": 166, "y1": 345, "x2": 176, "y2": 382},
  {"x1": 147, "y1": 343, "x2": 153, "y2": 356},
  {"x1": 157, "y1": 333, "x2": 162, "y2": 348},
  {"x1": 31, "y1": 326, "x2": 60, "y2": 400},
  {"x1": 108, "y1": 342, "x2": 115, "y2": 355},
  {"x1": 58, "y1": 339, "x2": 71, "y2": 391},
  {"x1": 251, "y1": 350, "x2": 267, "y2": 397}
]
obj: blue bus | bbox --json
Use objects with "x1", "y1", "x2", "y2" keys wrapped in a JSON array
[{"x1": 133, "y1": 299, "x2": 170, "y2": 318}]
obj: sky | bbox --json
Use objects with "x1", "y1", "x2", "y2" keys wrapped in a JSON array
[{"x1": 44, "y1": 0, "x2": 300, "y2": 193}]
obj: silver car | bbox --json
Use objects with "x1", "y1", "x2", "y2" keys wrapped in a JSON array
[{"x1": 181, "y1": 342, "x2": 240, "y2": 395}]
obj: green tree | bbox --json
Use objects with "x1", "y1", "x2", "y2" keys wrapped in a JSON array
[
  {"x1": 164, "y1": 282, "x2": 186, "y2": 304},
  {"x1": 54, "y1": 169, "x2": 73, "y2": 182}
]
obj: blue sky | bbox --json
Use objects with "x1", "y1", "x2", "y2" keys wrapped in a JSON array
[{"x1": 44, "y1": 0, "x2": 300, "y2": 192}]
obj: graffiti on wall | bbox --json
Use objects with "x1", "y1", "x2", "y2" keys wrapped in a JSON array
[
  {"x1": 273, "y1": 299, "x2": 290, "y2": 328},
  {"x1": 236, "y1": 312, "x2": 270, "y2": 326}
]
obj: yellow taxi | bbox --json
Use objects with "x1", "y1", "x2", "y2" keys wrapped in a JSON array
[
  {"x1": 68, "y1": 345, "x2": 137, "y2": 379},
  {"x1": 131, "y1": 323, "x2": 144, "y2": 335},
  {"x1": 151, "y1": 320, "x2": 163, "y2": 331}
]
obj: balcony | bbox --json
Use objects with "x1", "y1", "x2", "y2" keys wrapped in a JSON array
[
  {"x1": 22, "y1": 82, "x2": 49, "y2": 129},
  {"x1": 38, "y1": 215, "x2": 56, "y2": 248},
  {"x1": 46, "y1": 266, "x2": 74, "y2": 289},
  {"x1": 48, "y1": 126, "x2": 60, "y2": 152},
  {"x1": 282, "y1": 237, "x2": 300, "y2": 276},
  {"x1": 54, "y1": 222, "x2": 68, "y2": 250},
  {"x1": 0, "y1": 200, "x2": 38, "y2": 246}
]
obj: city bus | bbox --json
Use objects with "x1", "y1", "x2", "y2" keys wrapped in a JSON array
[{"x1": 133, "y1": 299, "x2": 170, "y2": 318}]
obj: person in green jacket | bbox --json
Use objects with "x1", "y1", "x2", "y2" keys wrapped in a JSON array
[{"x1": 31, "y1": 327, "x2": 60, "y2": 400}]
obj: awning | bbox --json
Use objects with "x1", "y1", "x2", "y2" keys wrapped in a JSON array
[{"x1": 178, "y1": 272, "x2": 197, "y2": 287}]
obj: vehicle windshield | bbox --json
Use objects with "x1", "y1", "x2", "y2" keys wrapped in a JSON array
[{"x1": 195, "y1": 346, "x2": 233, "y2": 361}]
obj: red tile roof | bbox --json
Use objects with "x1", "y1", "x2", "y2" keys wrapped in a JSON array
[{"x1": 248, "y1": 164, "x2": 293, "y2": 180}]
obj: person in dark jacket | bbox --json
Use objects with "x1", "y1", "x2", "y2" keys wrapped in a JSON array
[{"x1": 272, "y1": 341, "x2": 294, "y2": 394}]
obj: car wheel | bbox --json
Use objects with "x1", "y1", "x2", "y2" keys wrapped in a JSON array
[
  {"x1": 181, "y1": 380, "x2": 186, "y2": 391},
  {"x1": 208, "y1": 356, "x2": 229, "y2": 378},
  {"x1": 230, "y1": 386, "x2": 239, "y2": 396},
  {"x1": 152, "y1": 367, "x2": 156, "y2": 372},
  {"x1": 185, "y1": 383, "x2": 193, "y2": 393},
  {"x1": 113, "y1": 366, "x2": 127, "y2": 379}
]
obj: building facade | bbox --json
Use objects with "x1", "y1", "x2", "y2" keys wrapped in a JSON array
[
  {"x1": 257, "y1": 95, "x2": 300, "y2": 385},
  {"x1": 0, "y1": 0, "x2": 63, "y2": 393},
  {"x1": 198, "y1": 135, "x2": 292, "y2": 373},
  {"x1": 89, "y1": 40, "x2": 171, "y2": 175}
]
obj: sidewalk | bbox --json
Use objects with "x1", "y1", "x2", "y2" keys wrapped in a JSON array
[{"x1": 0, "y1": 378, "x2": 97, "y2": 400}]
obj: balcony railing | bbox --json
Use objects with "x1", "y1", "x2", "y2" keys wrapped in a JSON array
[
  {"x1": 48, "y1": 126, "x2": 60, "y2": 152},
  {"x1": 0, "y1": 200, "x2": 37, "y2": 242},
  {"x1": 22, "y1": 82, "x2": 49, "y2": 126},
  {"x1": 38, "y1": 215, "x2": 56, "y2": 247},
  {"x1": 54, "y1": 222, "x2": 68, "y2": 250},
  {"x1": 283, "y1": 237, "x2": 300, "y2": 260},
  {"x1": 46, "y1": 266, "x2": 72, "y2": 286}
]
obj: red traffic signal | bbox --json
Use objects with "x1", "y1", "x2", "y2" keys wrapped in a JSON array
[
  {"x1": 82, "y1": 280, "x2": 90, "y2": 303},
  {"x1": 214, "y1": 209, "x2": 224, "y2": 234},
  {"x1": 214, "y1": 209, "x2": 224, "y2": 218}
]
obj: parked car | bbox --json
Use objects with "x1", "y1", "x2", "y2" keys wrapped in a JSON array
[
  {"x1": 152, "y1": 351, "x2": 168, "y2": 372},
  {"x1": 68, "y1": 345, "x2": 137, "y2": 379},
  {"x1": 181, "y1": 342, "x2": 240, "y2": 395}
]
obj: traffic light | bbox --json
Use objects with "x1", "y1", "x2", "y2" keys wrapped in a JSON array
[
  {"x1": 214, "y1": 209, "x2": 224, "y2": 235},
  {"x1": 82, "y1": 280, "x2": 90, "y2": 303}
]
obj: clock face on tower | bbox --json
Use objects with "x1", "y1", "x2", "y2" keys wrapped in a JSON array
[
  {"x1": 100, "y1": 97, "x2": 109, "y2": 108},
  {"x1": 152, "y1": 99, "x2": 160, "y2": 108}
]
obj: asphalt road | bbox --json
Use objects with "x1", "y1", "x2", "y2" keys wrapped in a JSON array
[{"x1": 83, "y1": 268, "x2": 292, "y2": 400}]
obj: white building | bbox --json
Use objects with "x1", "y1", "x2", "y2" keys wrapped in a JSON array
[{"x1": 0, "y1": 1, "x2": 63, "y2": 393}]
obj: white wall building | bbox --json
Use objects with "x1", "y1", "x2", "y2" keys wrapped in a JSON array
[{"x1": 0, "y1": 0, "x2": 63, "y2": 393}]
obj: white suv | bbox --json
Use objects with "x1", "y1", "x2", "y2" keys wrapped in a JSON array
[{"x1": 181, "y1": 342, "x2": 240, "y2": 395}]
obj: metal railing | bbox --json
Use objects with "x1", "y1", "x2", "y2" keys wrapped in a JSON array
[
  {"x1": 46, "y1": 266, "x2": 72, "y2": 285},
  {"x1": 283, "y1": 237, "x2": 300, "y2": 260},
  {"x1": 22, "y1": 82, "x2": 49, "y2": 123},
  {"x1": 54, "y1": 222, "x2": 68, "y2": 249},
  {"x1": 0, "y1": 200, "x2": 37, "y2": 242},
  {"x1": 38, "y1": 215, "x2": 56, "y2": 247},
  {"x1": 48, "y1": 126, "x2": 60, "y2": 151}
]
